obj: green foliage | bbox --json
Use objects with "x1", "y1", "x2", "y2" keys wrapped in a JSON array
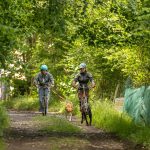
[
  {"x1": 1, "y1": 96, "x2": 39, "y2": 111},
  {"x1": 13, "y1": 96, "x2": 38, "y2": 111},
  {"x1": 51, "y1": 0, "x2": 150, "y2": 98},
  {"x1": 0, "y1": 139, "x2": 5, "y2": 150},
  {"x1": 0, "y1": 106, "x2": 9, "y2": 136},
  {"x1": 0, "y1": 100, "x2": 15, "y2": 109},
  {"x1": 0, "y1": 0, "x2": 149, "y2": 98}
]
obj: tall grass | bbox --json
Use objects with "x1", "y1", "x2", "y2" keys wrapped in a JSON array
[
  {"x1": 0, "y1": 95, "x2": 80, "y2": 116},
  {"x1": 0, "y1": 106, "x2": 9, "y2": 136},
  {"x1": 92, "y1": 100, "x2": 150, "y2": 147},
  {"x1": 0, "y1": 96, "x2": 39, "y2": 111},
  {"x1": 0, "y1": 139, "x2": 5, "y2": 150}
]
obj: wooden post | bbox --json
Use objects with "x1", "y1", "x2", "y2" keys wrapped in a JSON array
[{"x1": 113, "y1": 83, "x2": 120, "y2": 103}]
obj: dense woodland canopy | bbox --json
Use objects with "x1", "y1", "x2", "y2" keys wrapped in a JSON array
[{"x1": 0, "y1": 0, "x2": 150, "y2": 99}]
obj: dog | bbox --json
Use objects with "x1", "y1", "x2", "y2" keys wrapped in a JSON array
[{"x1": 65, "y1": 101, "x2": 73, "y2": 121}]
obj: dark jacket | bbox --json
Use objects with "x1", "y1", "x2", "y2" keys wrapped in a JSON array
[
  {"x1": 74, "y1": 71, "x2": 94, "y2": 89},
  {"x1": 34, "y1": 72, "x2": 54, "y2": 88}
]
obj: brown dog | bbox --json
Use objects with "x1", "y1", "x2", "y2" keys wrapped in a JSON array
[{"x1": 65, "y1": 101, "x2": 73, "y2": 121}]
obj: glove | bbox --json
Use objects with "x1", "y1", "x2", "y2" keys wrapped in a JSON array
[
  {"x1": 35, "y1": 85, "x2": 39, "y2": 92},
  {"x1": 75, "y1": 85, "x2": 79, "y2": 89},
  {"x1": 88, "y1": 86, "x2": 92, "y2": 90},
  {"x1": 51, "y1": 84, "x2": 54, "y2": 88}
]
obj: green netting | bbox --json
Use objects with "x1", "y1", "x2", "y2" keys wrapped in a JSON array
[{"x1": 123, "y1": 86, "x2": 150, "y2": 125}]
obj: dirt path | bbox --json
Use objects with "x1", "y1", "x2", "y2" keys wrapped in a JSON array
[{"x1": 3, "y1": 111, "x2": 147, "y2": 150}]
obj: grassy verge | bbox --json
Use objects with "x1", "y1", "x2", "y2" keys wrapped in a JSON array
[
  {"x1": 33, "y1": 115, "x2": 81, "y2": 133},
  {"x1": 0, "y1": 95, "x2": 80, "y2": 116},
  {"x1": 0, "y1": 96, "x2": 39, "y2": 111},
  {"x1": 92, "y1": 100, "x2": 150, "y2": 147},
  {"x1": 0, "y1": 138, "x2": 5, "y2": 150},
  {"x1": 0, "y1": 106, "x2": 9, "y2": 136}
]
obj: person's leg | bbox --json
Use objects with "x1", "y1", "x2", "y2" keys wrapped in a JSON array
[
  {"x1": 89, "y1": 108, "x2": 92, "y2": 126},
  {"x1": 78, "y1": 90, "x2": 86, "y2": 123},
  {"x1": 85, "y1": 89, "x2": 89, "y2": 103},
  {"x1": 86, "y1": 89, "x2": 92, "y2": 125},
  {"x1": 44, "y1": 88, "x2": 50, "y2": 113},
  {"x1": 39, "y1": 88, "x2": 44, "y2": 112},
  {"x1": 78, "y1": 90, "x2": 83, "y2": 111}
]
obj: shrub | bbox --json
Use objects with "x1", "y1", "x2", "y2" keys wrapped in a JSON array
[{"x1": 0, "y1": 106, "x2": 9, "y2": 136}]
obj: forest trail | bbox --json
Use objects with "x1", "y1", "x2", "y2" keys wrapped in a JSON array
[{"x1": 3, "y1": 111, "x2": 147, "y2": 150}]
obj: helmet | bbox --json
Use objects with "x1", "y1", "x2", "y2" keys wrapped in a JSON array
[
  {"x1": 40, "y1": 65, "x2": 48, "y2": 71},
  {"x1": 79, "y1": 63, "x2": 86, "y2": 69}
]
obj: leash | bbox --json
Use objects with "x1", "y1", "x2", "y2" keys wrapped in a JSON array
[{"x1": 51, "y1": 89, "x2": 66, "y2": 101}]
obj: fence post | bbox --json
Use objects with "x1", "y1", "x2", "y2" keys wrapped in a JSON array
[{"x1": 113, "y1": 83, "x2": 120, "y2": 103}]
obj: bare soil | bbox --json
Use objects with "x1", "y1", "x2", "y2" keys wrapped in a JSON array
[{"x1": 3, "y1": 111, "x2": 147, "y2": 150}]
